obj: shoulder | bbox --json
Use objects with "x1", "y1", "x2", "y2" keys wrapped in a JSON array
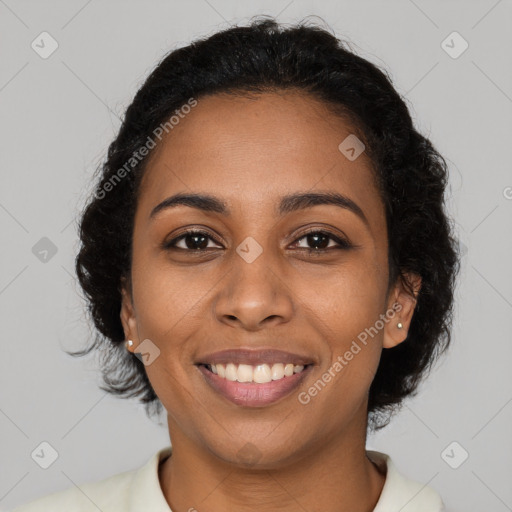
[
  {"x1": 10, "y1": 446, "x2": 172, "y2": 512},
  {"x1": 368, "y1": 450, "x2": 446, "y2": 512},
  {"x1": 10, "y1": 469, "x2": 135, "y2": 512}
]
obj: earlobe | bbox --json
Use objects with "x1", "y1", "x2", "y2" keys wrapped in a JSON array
[{"x1": 382, "y1": 272, "x2": 422, "y2": 349}]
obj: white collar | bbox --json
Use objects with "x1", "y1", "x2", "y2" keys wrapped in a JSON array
[{"x1": 367, "y1": 450, "x2": 445, "y2": 511}]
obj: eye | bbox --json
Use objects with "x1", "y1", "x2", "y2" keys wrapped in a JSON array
[
  {"x1": 291, "y1": 229, "x2": 352, "y2": 253},
  {"x1": 163, "y1": 229, "x2": 222, "y2": 251}
]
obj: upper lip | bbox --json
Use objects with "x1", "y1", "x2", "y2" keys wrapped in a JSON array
[{"x1": 195, "y1": 348, "x2": 316, "y2": 366}]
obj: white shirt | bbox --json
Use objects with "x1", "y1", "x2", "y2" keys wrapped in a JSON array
[{"x1": 11, "y1": 446, "x2": 445, "y2": 511}]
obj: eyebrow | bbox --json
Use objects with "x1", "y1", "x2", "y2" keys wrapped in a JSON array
[{"x1": 149, "y1": 191, "x2": 370, "y2": 228}]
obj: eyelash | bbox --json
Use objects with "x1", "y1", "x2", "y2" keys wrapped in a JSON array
[{"x1": 163, "y1": 228, "x2": 353, "y2": 254}]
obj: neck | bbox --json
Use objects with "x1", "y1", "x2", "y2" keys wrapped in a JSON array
[{"x1": 159, "y1": 413, "x2": 386, "y2": 512}]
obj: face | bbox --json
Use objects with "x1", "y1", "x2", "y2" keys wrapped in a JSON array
[{"x1": 120, "y1": 90, "x2": 420, "y2": 468}]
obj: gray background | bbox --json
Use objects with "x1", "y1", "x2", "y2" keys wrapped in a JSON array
[{"x1": 1, "y1": 1, "x2": 511, "y2": 511}]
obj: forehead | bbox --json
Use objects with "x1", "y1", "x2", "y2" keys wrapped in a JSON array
[{"x1": 138, "y1": 91, "x2": 383, "y2": 227}]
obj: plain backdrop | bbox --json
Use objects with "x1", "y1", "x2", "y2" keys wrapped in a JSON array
[{"x1": 1, "y1": 1, "x2": 511, "y2": 511}]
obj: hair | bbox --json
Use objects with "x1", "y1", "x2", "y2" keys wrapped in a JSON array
[{"x1": 70, "y1": 16, "x2": 460, "y2": 431}]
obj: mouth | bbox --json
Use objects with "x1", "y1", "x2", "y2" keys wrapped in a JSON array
[{"x1": 196, "y1": 362, "x2": 314, "y2": 407}]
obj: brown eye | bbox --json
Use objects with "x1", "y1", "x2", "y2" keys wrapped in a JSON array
[
  {"x1": 291, "y1": 230, "x2": 352, "y2": 253},
  {"x1": 164, "y1": 230, "x2": 222, "y2": 251}
]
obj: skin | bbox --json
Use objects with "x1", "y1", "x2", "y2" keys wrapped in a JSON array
[{"x1": 120, "y1": 90, "x2": 422, "y2": 512}]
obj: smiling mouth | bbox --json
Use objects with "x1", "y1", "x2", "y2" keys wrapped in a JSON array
[
  {"x1": 199, "y1": 362, "x2": 311, "y2": 383},
  {"x1": 196, "y1": 363, "x2": 314, "y2": 407}
]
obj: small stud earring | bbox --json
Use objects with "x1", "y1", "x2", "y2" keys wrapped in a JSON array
[
  {"x1": 397, "y1": 322, "x2": 403, "y2": 329},
  {"x1": 125, "y1": 339, "x2": 134, "y2": 349}
]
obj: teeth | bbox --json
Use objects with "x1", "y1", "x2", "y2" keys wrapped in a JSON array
[
  {"x1": 225, "y1": 363, "x2": 238, "y2": 382},
  {"x1": 253, "y1": 364, "x2": 272, "y2": 383},
  {"x1": 206, "y1": 362, "x2": 307, "y2": 383},
  {"x1": 271, "y1": 363, "x2": 284, "y2": 380},
  {"x1": 237, "y1": 364, "x2": 253, "y2": 382}
]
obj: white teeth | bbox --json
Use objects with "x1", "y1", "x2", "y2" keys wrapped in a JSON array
[
  {"x1": 237, "y1": 364, "x2": 253, "y2": 382},
  {"x1": 216, "y1": 363, "x2": 226, "y2": 378},
  {"x1": 206, "y1": 362, "x2": 308, "y2": 383},
  {"x1": 253, "y1": 364, "x2": 272, "y2": 383},
  {"x1": 271, "y1": 363, "x2": 284, "y2": 380},
  {"x1": 225, "y1": 363, "x2": 238, "y2": 382}
]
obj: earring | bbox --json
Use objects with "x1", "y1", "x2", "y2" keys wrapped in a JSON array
[
  {"x1": 125, "y1": 339, "x2": 134, "y2": 349},
  {"x1": 397, "y1": 322, "x2": 403, "y2": 329}
]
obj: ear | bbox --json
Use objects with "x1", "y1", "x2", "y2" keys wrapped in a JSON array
[
  {"x1": 382, "y1": 271, "x2": 422, "y2": 349},
  {"x1": 120, "y1": 276, "x2": 139, "y2": 353}
]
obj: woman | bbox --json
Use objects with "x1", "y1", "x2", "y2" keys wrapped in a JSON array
[{"x1": 13, "y1": 16, "x2": 459, "y2": 512}]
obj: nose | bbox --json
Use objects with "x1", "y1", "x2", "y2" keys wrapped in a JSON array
[{"x1": 213, "y1": 250, "x2": 294, "y2": 331}]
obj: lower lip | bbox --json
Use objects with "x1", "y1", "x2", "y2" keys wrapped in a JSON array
[{"x1": 197, "y1": 364, "x2": 313, "y2": 407}]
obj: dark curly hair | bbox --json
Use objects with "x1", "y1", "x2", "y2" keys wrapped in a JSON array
[{"x1": 69, "y1": 16, "x2": 460, "y2": 431}]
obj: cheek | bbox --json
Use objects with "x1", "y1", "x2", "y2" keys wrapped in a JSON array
[
  {"x1": 303, "y1": 260, "x2": 386, "y2": 376},
  {"x1": 131, "y1": 251, "x2": 208, "y2": 333},
  {"x1": 130, "y1": 261, "x2": 220, "y2": 401},
  {"x1": 131, "y1": 269, "x2": 204, "y2": 411},
  {"x1": 305, "y1": 254, "x2": 386, "y2": 326}
]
